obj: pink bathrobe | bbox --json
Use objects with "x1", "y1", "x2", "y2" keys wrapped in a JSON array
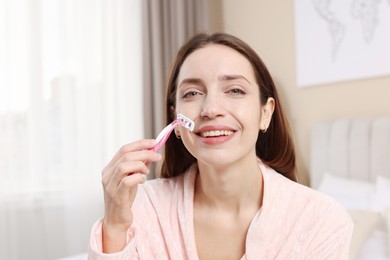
[{"x1": 89, "y1": 162, "x2": 352, "y2": 259}]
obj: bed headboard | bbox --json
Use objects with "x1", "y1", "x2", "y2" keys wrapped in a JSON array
[{"x1": 310, "y1": 117, "x2": 390, "y2": 188}]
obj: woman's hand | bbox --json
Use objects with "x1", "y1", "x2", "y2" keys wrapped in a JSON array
[{"x1": 101, "y1": 139, "x2": 162, "y2": 253}]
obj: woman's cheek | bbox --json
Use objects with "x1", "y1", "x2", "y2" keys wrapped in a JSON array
[{"x1": 176, "y1": 102, "x2": 200, "y2": 119}]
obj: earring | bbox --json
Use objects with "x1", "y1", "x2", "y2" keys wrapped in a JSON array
[
  {"x1": 261, "y1": 124, "x2": 268, "y2": 133},
  {"x1": 175, "y1": 130, "x2": 181, "y2": 139}
]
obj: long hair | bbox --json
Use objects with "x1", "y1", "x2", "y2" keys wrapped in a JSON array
[{"x1": 160, "y1": 32, "x2": 297, "y2": 182}]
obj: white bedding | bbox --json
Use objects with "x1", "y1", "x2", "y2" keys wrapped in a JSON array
[
  {"x1": 311, "y1": 117, "x2": 390, "y2": 260},
  {"x1": 358, "y1": 228, "x2": 388, "y2": 260}
]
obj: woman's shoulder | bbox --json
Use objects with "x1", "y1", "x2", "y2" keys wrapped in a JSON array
[
  {"x1": 256, "y1": 166, "x2": 353, "y2": 259},
  {"x1": 263, "y1": 166, "x2": 351, "y2": 222}
]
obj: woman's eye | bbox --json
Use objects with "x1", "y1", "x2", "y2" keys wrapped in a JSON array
[
  {"x1": 182, "y1": 91, "x2": 200, "y2": 98},
  {"x1": 228, "y1": 88, "x2": 246, "y2": 95}
]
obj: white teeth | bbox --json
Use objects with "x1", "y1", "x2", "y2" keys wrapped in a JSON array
[{"x1": 200, "y1": 130, "x2": 234, "y2": 137}]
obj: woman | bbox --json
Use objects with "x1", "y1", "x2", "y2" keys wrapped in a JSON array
[{"x1": 89, "y1": 33, "x2": 352, "y2": 259}]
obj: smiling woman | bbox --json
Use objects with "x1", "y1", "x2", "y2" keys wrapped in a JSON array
[
  {"x1": 89, "y1": 32, "x2": 353, "y2": 259},
  {"x1": 172, "y1": 44, "x2": 267, "y2": 173}
]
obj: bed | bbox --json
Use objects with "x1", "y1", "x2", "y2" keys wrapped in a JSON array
[{"x1": 310, "y1": 117, "x2": 390, "y2": 260}]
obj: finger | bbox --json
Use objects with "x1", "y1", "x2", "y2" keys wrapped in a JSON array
[
  {"x1": 103, "y1": 173, "x2": 145, "y2": 220},
  {"x1": 108, "y1": 139, "x2": 157, "y2": 167},
  {"x1": 103, "y1": 150, "x2": 161, "y2": 184},
  {"x1": 118, "y1": 173, "x2": 146, "y2": 193},
  {"x1": 116, "y1": 173, "x2": 146, "y2": 203},
  {"x1": 117, "y1": 149, "x2": 162, "y2": 166},
  {"x1": 110, "y1": 161, "x2": 150, "y2": 189}
]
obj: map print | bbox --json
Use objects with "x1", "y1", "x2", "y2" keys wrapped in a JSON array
[
  {"x1": 351, "y1": 0, "x2": 382, "y2": 43},
  {"x1": 295, "y1": 0, "x2": 390, "y2": 87},
  {"x1": 312, "y1": 0, "x2": 346, "y2": 61},
  {"x1": 312, "y1": 0, "x2": 387, "y2": 61}
]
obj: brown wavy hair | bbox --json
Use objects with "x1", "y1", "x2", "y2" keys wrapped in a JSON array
[{"x1": 160, "y1": 32, "x2": 297, "y2": 182}]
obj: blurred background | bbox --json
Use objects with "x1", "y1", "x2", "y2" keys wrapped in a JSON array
[{"x1": 0, "y1": 0, "x2": 389, "y2": 259}]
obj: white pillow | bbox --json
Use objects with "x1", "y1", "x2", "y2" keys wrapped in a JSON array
[
  {"x1": 385, "y1": 208, "x2": 390, "y2": 252},
  {"x1": 348, "y1": 210, "x2": 380, "y2": 260},
  {"x1": 317, "y1": 172, "x2": 375, "y2": 210},
  {"x1": 370, "y1": 176, "x2": 390, "y2": 214},
  {"x1": 376, "y1": 175, "x2": 390, "y2": 190}
]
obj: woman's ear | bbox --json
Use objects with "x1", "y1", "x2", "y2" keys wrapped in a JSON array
[
  {"x1": 260, "y1": 97, "x2": 275, "y2": 132},
  {"x1": 170, "y1": 106, "x2": 176, "y2": 119}
]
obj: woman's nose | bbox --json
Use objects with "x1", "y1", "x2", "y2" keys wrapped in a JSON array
[{"x1": 200, "y1": 93, "x2": 224, "y2": 119}]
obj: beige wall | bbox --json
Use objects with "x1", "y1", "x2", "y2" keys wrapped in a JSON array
[{"x1": 208, "y1": 0, "x2": 390, "y2": 186}]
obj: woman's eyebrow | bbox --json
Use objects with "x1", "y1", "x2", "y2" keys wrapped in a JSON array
[
  {"x1": 178, "y1": 78, "x2": 205, "y2": 89},
  {"x1": 218, "y1": 74, "x2": 251, "y2": 84}
]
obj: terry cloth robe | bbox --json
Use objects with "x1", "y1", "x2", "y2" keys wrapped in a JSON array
[{"x1": 88, "y1": 161, "x2": 353, "y2": 259}]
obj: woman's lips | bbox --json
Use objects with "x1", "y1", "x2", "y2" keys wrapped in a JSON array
[
  {"x1": 199, "y1": 130, "x2": 234, "y2": 137},
  {"x1": 195, "y1": 125, "x2": 236, "y2": 144}
]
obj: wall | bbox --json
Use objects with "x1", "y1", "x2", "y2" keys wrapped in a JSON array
[{"x1": 208, "y1": 0, "x2": 390, "y2": 186}]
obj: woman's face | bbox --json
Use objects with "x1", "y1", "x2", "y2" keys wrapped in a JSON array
[{"x1": 175, "y1": 44, "x2": 272, "y2": 167}]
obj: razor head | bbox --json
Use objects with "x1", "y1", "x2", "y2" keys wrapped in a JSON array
[{"x1": 177, "y1": 114, "x2": 195, "y2": 131}]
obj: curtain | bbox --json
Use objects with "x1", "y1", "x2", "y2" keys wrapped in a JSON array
[
  {"x1": 0, "y1": 0, "x2": 143, "y2": 259},
  {"x1": 142, "y1": 0, "x2": 209, "y2": 178}
]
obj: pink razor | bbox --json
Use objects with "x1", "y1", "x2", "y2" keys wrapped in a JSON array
[{"x1": 151, "y1": 114, "x2": 195, "y2": 152}]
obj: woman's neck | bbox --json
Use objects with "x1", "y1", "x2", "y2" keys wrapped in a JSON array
[{"x1": 194, "y1": 155, "x2": 263, "y2": 214}]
